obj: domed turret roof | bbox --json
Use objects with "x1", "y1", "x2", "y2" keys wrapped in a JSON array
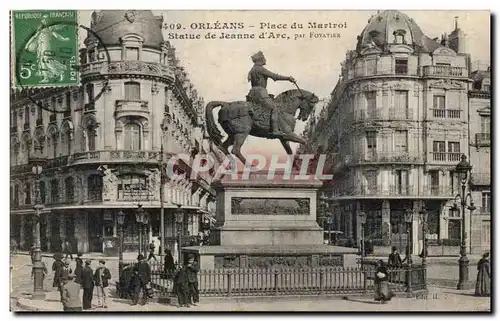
[
  {"x1": 85, "y1": 10, "x2": 164, "y2": 49},
  {"x1": 356, "y1": 10, "x2": 441, "y2": 53}
]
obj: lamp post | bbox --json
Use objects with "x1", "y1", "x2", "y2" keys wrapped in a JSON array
[
  {"x1": 175, "y1": 206, "x2": 184, "y2": 265},
  {"x1": 31, "y1": 163, "x2": 45, "y2": 300},
  {"x1": 359, "y1": 212, "x2": 367, "y2": 258},
  {"x1": 404, "y1": 208, "x2": 414, "y2": 267},
  {"x1": 117, "y1": 210, "x2": 126, "y2": 278},
  {"x1": 419, "y1": 206, "x2": 428, "y2": 289},
  {"x1": 135, "y1": 205, "x2": 149, "y2": 256},
  {"x1": 454, "y1": 154, "x2": 477, "y2": 290}
]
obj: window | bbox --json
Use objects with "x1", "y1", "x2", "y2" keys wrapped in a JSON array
[
  {"x1": 449, "y1": 170, "x2": 457, "y2": 195},
  {"x1": 125, "y1": 47, "x2": 140, "y2": 61},
  {"x1": 481, "y1": 116, "x2": 490, "y2": 134},
  {"x1": 394, "y1": 90, "x2": 408, "y2": 118},
  {"x1": 366, "y1": 131, "x2": 377, "y2": 149},
  {"x1": 394, "y1": 130, "x2": 408, "y2": 153},
  {"x1": 430, "y1": 171, "x2": 439, "y2": 193},
  {"x1": 448, "y1": 220, "x2": 461, "y2": 241},
  {"x1": 65, "y1": 92, "x2": 71, "y2": 115},
  {"x1": 86, "y1": 84, "x2": 94, "y2": 103},
  {"x1": 36, "y1": 105, "x2": 43, "y2": 123},
  {"x1": 482, "y1": 191, "x2": 491, "y2": 213},
  {"x1": 124, "y1": 123, "x2": 142, "y2": 150},
  {"x1": 39, "y1": 181, "x2": 46, "y2": 204},
  {"x1": 433, "y1": 141, "x2": 445, "y2": 161},
  {"x1": 484, "y1": 85, "x2": 490, "y2": 92},
  {"x1": 51, "y1": 133, "x2": 58, "y2": 158},
  {"x1": 12, "y1": 110, "x2": 17, "y2": 127},
  {"x1": 395, "y1": 58, "x2": 408, "y2": 74},
  {"x1": 87, "y1": 175, "x2": 103, "y2": 201},
  {"x1": 24, "y1": 183, "x2": 31, "y2": 205},
  {"x1": 449, "y1": 208, "x2": 461, "y2": 218},
  {"x1": 125, "y1": 81, "x2": 141, "y2": 101},
  {"x1": 65, "y1": 177, "x2": 75, "y2": 202},
  {"x1": 395, "y1": 170, "x2": 408, "y2": 194},
  {"x1": 365, "y1": 91, "x2": 376, "y2": 113},
  {"x1": 393, "y1": 30, "x2": 406, "y2": 44},
  {"x1": 24, "y1": 106, "x2": 30, "y2": 125},
  {"x1": 87, "y1": 127, "x2": 96, "y2": 151},
  {"x1": 433, "y1": 95, "x2": 446, "y2": 109},
  {"x1": 365, "y1": 172, "x2": 378, "y2": 194},
  {"x1": 447, "y1": 142, "x2": 460, "y2": 161},
  {"x1": 50, "y1": 179, "x2": 59, "y2": 203}
]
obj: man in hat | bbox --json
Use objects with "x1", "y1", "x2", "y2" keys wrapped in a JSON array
[
  {"x1": 185, "y1": 254, "x2": 199, "y2": 306},
  {"x1": 131, "y1": 254, "x2": 151, "y2": 305},
  {"x1": 61, "y1": 273, "x2": 83, "y2": 312},
  {"x1": 81, "y1": 260, "x2": 94, "y2": 310},
  {"x1": 94, "y1": 260, "x2": 111, "y2": 308},
  {"x1": 247, "y1": 51, "x2": 296, "y2": 136}
]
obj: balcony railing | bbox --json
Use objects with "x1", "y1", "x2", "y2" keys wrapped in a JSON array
[
  {"x1": 431, "y1": 152, "x2": 461, "y2": 162},
  {"x1": 46, "y1": 156, "x2": 69, "y2": 168},
  {"x1": 332, "y1": 184, "x2": 454, "y2": 198},
  {"x1": 349, "y1": 152, "x2": 423, "y2": 165},
  {"x1": 475, "y1": 133, "x2": 490, "y2": 147},
  {"x1": 421, "y1": 66, "x2": 467, "y2": 78},
  {"x1": 431, "y1": 109, "x2": 461, "y2": 119},
  {"x1": 70, "y1": 150, "x2": 162, "y2": 165},
  {"x1": 115, "y1": 100, "x2": 149, "y2": 116},
  {"x1": 470, "y1": 173, "x2": 490, "y2": 186},
  {"x1": 81, "y1": 61, "x2": 175, "y2": 81},
  {"x1": 87, "y1": 190, "x2": 103, "y2": 202}
]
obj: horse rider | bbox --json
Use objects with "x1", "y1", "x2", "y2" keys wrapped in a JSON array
[{"x1": 247, "y1": 51, "x2": 296, "y2": 136}]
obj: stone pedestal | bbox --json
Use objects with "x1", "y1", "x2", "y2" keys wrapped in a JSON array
[{"x1": 184, "y1": 171, "x2": 358, "y2": 269}]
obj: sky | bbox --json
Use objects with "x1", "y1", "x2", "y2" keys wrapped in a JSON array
[{"x1": 77, "y1": 10, "x2": 490, "y2": 156}]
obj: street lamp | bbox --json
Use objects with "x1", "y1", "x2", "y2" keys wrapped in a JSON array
[
  {"x1": 418, "y1": 206, "x2": 428, "y2": 266},
  {"x1": 135, "y1": 205, "x2": 149, "y2": 256},
  {"x1": 117, "y1": 210, "x2": 126, "y2": 278},
  {"x1": 31, "y1": 163, "x2": 45, "y2": 300},
  {"x1": 454, "y1": 154, "x2": 476, "y2": 290},
  {"x1": 175, "y1": 206, "x2": 184, "y2": 264},
  {"x1": 359, "y1": 211, "x2": 367, "y2": 258},
  {"x1": 404, "y1": 208, "x2": 414, "y2": 267}
]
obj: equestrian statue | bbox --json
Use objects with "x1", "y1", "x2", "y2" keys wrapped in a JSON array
[{"x1": 205, "y1": 51, "x2": 319, "y2": 167}]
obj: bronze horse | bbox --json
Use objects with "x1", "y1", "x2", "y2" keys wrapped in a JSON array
[{"x1": 205, "y1": 89, "x2": 319, "y2": 166}]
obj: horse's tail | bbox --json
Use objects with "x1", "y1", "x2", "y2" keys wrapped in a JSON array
[{"x1": 205, "y1": 101, "x2": 225, "y2": 146}]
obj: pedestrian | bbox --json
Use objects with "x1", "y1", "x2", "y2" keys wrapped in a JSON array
[
  {"x1": 61, "y1": 273, "x2": 83, "y2": 312},
  {"x1": 94, "y1": 260, "x2": 111, "y2": 308},
  {"x1": 64, "y1": 239, "x2": 74, "y2": 260},
  {"x1": 29, "y1": 244, "x2": 35, "y2": 264},
  {"x1": 52, "y1": 254, "x2": 65, "y2": 289},
  {"x1": 388, "y1": 246, "x2": 403, "y2": 268},
  {"x1": 131, "y1": 254, "x2": 151, "y2": 305},
  {"x1": 74, "y1": 253, "x2": 84, "y2": 285},
  {"x1": 475, "y1": 252, "x2": 491, "y2": 297},
  {"x1": 173, "y1": 264, "x2": 189, "y2": 307},
  {"x1": 81, "y1": 260, "x2": 94, "y2": 310},
  {"x1": 185, "y1": 254, "x2": 199, "y2": 306},
  {"x1": 374, "y1": 260, "x2": 394, "y2": 304},
  {"x1": 164, "y1": 249, "x2": 176, "y2": 282},
  {"x1": 148, "y1": 241, "x2": 157, "y2": 262}
]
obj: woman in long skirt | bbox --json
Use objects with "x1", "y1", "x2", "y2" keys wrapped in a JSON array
[
  {"x1": 374, "y1": 260, "x2": 394, "y2": 304},
  {"x1": 475, "y1": 252, "x2": 491, "y2": 297}
]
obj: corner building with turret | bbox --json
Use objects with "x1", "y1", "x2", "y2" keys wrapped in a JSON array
[
  {"x1": 301, "y1": 11, "x2": 490, "y2": 255},
  {"x1": 10, "y1": 10, "x2": 218, "y2": 255}
]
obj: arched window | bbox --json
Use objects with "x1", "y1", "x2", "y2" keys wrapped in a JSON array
[
  {"x1": 65, "y1": 176, "x2": 75, "y2": 202},
  {"x1": 87, "y1": 174, "x2": 103, "y2": 201},
  {"x1": 50, "y1": 179, "x2": 59, "y2": 203},
  {"x1": 87, "y1": 127, "x2": 96, "y2": 151},
  {"x1": 51, "y1": 133, "x2": 58, "y2": 158},
  {"x1": 39, "y1": 181, "x2": 46, "y2": 204},
  {"x1": 124, "y1": 81, "x2": 141, "y2": 101},
  {"x1": 124, "y1": 123, "x2": 142, "y2": 150},
  {"x1": 24, "y1": 182, "x2": 31, "y2": 205}
]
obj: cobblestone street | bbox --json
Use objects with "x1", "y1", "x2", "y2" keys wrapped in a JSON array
[{"x1": 10, "y1": 253, "x2": 490, "y2": 312}]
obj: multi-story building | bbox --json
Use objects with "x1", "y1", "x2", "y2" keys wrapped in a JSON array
[
  {"x1": 10, "y1": 10, "x2": 217, "y2": 254},
  {"x1": 303, "y1": 10, "x2": 482, "y2": 255},
  {"x1": 468, "y1": 68, "x2": 491, "y2": 254}
]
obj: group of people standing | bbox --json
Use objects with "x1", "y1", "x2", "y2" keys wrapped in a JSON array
[{"x1": 52, "y1": 253, "x2": 111, "y2": 311}]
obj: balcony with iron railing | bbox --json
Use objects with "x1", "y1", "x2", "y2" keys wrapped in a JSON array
[
  {"x1": 348, "y1": 152, "x2": 424, "y2": 165},
  {"x1": 351, "y1": 108, "x2": 413, "y2": 123},
  {"x1": 80, "y1": 60, "x2": 175, "y2": 81},
  {"x1": 431, "y1": 152, "x2": 461, "y2": 163},
  {"x1": 115, "y1": 100, "x2": 149, "y2": 118},
  {"x1": 70, "y1": 150, "x2": 162, "y2": 165},
  {"x1": 475, "y1": 133, "x2": 490, "y2": 147},
  {"x1": 431, "y1": 109, "x2": 461, "y2": 119},
  {"x1": 332, "y1": 184, "x2": 454, "y2": 199},
  {"x1": 470, "y1": 173, "x2": 490, "y2": 186},
  {"x1": 421, "y1": 66, "x2": 468, "y2": 78}
]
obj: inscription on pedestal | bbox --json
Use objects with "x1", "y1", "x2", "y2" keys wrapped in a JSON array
[{"x1": 231, "y1": 197, "x2": 310, "y2": 215}]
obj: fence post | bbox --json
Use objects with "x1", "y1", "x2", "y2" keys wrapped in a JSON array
[
  {"x1": 274, "y1": 269, "x2": 279, "y2": 296},
  {"x1": 227, "y1": 270, "x2": 232, "y2": 297},
  {"x1": 319, "y1": 268, "x2": 324, "y2": 294},
  {"x1": 362, "y1": 263, "x2": 367, "y2": 293},
  {"x1": 406, "y1": 264, "x2": 413, "y2": 296}
]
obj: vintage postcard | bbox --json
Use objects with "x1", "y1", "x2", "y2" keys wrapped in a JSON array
[{"x1": 9, "y1": 9, "x2": 491, "y2": 312}]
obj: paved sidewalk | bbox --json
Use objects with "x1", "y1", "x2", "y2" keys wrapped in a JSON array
[{"x1": 15, "y1": 286, "x2": 490, "y2": 312}]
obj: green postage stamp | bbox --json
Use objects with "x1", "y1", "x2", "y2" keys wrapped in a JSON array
[{"x1": 11, "y1": 10, "x2": 79, "y2": 88}]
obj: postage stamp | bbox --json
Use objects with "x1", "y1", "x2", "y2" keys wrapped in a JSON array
[{"x1": 11, "y1": 10, "x2": 79, "y2": 88}]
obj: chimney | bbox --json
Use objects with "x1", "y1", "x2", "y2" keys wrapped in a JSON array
[{"x1": 454, "y1": 16, "x2": 459, "y2": 30}]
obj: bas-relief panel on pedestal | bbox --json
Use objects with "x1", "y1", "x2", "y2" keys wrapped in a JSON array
[{"x1": 230, "y1": 197, "x2": 310, "y2": 215}]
